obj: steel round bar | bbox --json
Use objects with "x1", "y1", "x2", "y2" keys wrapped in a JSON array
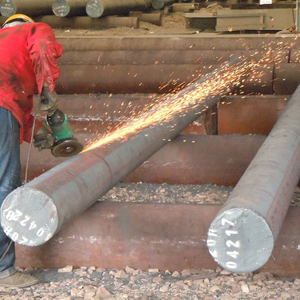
[
  {"x1": 6, "y1": 0, "x2": 54, "y2": 16},
  {"x1": 86, "y1": 0, "x2": 151, "y2": 18},
  {"x1": 207, "y1": 83, "x2": 300, "y2": 273},
  {"x1": 0, "y1": 0, "x2": 16, "y2": 17},
  {"x1": 1, "y1": 57, "x2": 252, "y2": 247},
  {"x1": 52, "y1": 0, "x2": 88, "y2": 17},
  {"x1": 34, "y1": 15, "x2": 139, "y2": 29}
]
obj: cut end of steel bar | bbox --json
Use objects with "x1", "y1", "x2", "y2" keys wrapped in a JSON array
[
  {"x1": 86, "y1": 0, "x2": 103, "y2": 18},
  {"x1": 1, "y1": 187, "x2": 58, "y2": 247},
  {"x1": 52, "y1": 0, "x2": 70, "y2": 17},
  {"x1": 152, "y1": 0, "x2": 164, "y2": 10},
  {"x1": 0, "y1": 0, "x2": 16, "y2": 18},
  {"x1": 207, "y1": 207, "x2": 274, "y2": 273}
]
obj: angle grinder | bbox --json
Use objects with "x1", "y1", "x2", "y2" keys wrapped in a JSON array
[{"x1": 46, "y1": 108, "x2": 84, "y2": 157}]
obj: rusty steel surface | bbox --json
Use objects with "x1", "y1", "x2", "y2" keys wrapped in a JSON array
[
  {"x1": 218, "y1": 95, "x2": 290, "y2": 135},
  {"x1": 20, "y1": 134, "x2": 265, "y2": 185},
  {"x1": 56, "y1": 64, "x2": 273, "y2": 94},
  {"x1": 1, "y1": 58, "x2": 253, "y2": 247},
  {"x1": 274, "y1": 63, "x2": 300, "y2": 95},
  {"x1": 32, "y1": 94, "x2": 211, "y2": 135},
  {"x1": 13, "y1": 202, "x2": 300, "y2": 278},
  {"x1": 34, "y1": 15, "x2": 140, "y2": 29},
  {"x1": 207, "y1": 84, "x2": 300, "y2": 273},
  {"x1": 58, "y1": 50, "x2": 288, "y2": 65},
  {"x1": 124, "y1": 134, "x2": 265, "y2": 186},
  {"x1": 56, "y1": 35, "x2": 300, "y2": 52},
  {"x1": 290, "y1": 49, "x2": 300, "y2": 62},
  {"x1": 14, "y1": 202, "x2": 220, "y2": 271}
]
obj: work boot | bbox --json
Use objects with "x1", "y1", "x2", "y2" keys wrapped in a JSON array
[{"x1": 0, "y1": 271, "x2": 39, "y2": 288}]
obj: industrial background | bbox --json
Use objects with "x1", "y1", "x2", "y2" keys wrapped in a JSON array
[{"x1": 1, "y1": 0, "x2": 300, "y2": 298}]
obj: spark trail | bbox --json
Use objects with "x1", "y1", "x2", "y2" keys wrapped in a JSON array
[{"x1": 84, "y1": 43, "x2": 294, "y2": 152}]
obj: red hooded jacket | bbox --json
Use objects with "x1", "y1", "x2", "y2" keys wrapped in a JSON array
[{"x1": 0, "y1": 22, "x2": 63, "y2": 143}]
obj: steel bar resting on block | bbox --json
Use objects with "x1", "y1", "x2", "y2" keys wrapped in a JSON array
[
  {"x1": 1, "y1": 57, "x2": 253, "y2": 247},
  {"x1": 207, "y1": 83, "x2": 300, "y2": 273}
]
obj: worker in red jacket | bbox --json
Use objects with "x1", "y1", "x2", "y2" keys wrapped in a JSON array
[{"x1": 0, "y1": 14, "x2": 63, "y2": 288}]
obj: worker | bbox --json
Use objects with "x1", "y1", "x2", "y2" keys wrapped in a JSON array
[{"x1": 0, "y1": 14, "x2": 63, "y2": 288}]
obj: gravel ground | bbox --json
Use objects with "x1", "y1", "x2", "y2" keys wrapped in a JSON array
[
  {"x1": 101, "y1": 182, "x2": 300, "y2": 207},
  {"x1": 1, "y1": 265, "x2": 300, "y2": 299},
  {"x1": 1, "y1": 183, "x2": 300, "y2": 299}
]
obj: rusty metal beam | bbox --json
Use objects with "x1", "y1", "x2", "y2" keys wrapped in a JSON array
[
  {"x1": 34, "y1": 15, "x2": 139, "y2": 29},
  {"x1": 11, "y1": 202, "x2": 300, "y2": 278},
  {"x1": 58, "y1": 50, "x2": 288, "y2": 65},
  {"x1": 55, "y1": 36, "x2": 299, "y2": 52},
  {"x1": 21, "y1": 134, "x2": 265, "y2": 184},
  {"x1": 14, "y1": 202, "x2": 221, "y2": 271},
  {"x1": 207, "y1": 83, "x2": 300, "y2": 273},
  {"x1": 55, "y1": 64, "x2": 273, "y2": 94},
  {"x1": 1, "y1": 57, "x2": 253, "y2": 247},
  {"x1": 274, "y1": 63, "x2": 300, "y2": 95},
  {"x1": 12, "y1": 202, "x2": 300, "y2": 278},
  {"x1": 32, "y1": 94, "x2": 212, "y2": 136},
  {"x1": 218, "y1": 95, "x2": 290, "y2": 135}
]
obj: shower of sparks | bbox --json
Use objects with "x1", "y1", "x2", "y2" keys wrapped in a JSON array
[{"x1": 83, "y1": 41, "x2": 295, "y2": 152}]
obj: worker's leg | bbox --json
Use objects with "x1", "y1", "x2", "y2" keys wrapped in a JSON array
[{"x1": 0, "y1": 107, "x2": 21, "y2": 278}]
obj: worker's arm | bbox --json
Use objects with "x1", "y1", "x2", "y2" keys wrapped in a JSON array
[
  {"x1": 40, "y1": 81, "x2": 58, "y2": 115},
  {"x1": 27, "y1": 23, "x2": 63, "y2": 95}
]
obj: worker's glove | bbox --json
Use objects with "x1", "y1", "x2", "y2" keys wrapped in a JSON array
[
  {"x1": 33, "y1": 125, "x2": 55, "y2": 151},
  {"x1": 39, "y1": 86, "x2": 58, "y2": 116}
]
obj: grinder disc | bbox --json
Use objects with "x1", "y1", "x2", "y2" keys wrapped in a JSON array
[{"x1": 51, "y1": 139, "x2": 84, "y2": 158}]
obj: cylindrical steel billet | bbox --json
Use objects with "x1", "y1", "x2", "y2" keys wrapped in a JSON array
[
  {"x1": 34, "y1": 15, "x2": 139, "y2": 29},
  {"x1": 56, "y1": 36, "x2": 299, "y2": 52},
  {"x1": 152, "y1": 0, "x2": 164, "y2": 10},
  {"x1": 171, "y1": 3, "x2": 199, "y2": 12},
  {"x1": 52, "y1": 0, "x2": 88, "y2": 17},
  {"x1": 86, "y1": 0, "x2": 150, "y2": 18},
  {"x1": 207, "y1": 83, "x2": 300, "y2": 273},
  {"x1": 58, "y1": 50, "x2": 287, "y2": 65},
  {"x1": 129, "y1": 11, "x2": 162, "y2": 26},
  {"x1": 151, "y1": 0, "x2": 175, "y2": 10},
  {"x1": 1, "y1": 57, "x2": 253, "y2": 246},
  {"x1": 55, "y1": 64, "x2": 272, "y2": 95},
  {"x1": 5, "y1": 0, "x2": 54, "y2": 16},
  {"x1": 0, "y1": 0, "x2": 16, "y2": 17}
]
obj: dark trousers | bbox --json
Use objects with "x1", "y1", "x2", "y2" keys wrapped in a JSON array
[{"x1": 0, "y1": 107, "x2": 21, "y2": 278}]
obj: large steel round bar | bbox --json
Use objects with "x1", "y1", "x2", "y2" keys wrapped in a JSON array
[
  {"x1": 0, "y1": 0, "x2": 16, "y2": 17},
  {"x1": 56, "y1": 36, "x2": 299, "y2": 52},
  {"x1": 1, "y1": 58, "x2": 252, "y2": 247},
  {"x1": 52, "y1": 0, "x2": 88, "y2": 17},
  {"x1": 54, "y1": 64, "x2": 272, "y2": 94},
  {"x1": 34, "y1": 15, "x2": 139, "y2": 29},
  {"x1": 86, "y1": 0, "x2": 150, "y2": 18},
  {"x1": 4, "y1": 0, "x2": 54, "y2": 16},
  {"x1": 58, "y1": 50, "x2": 287, "y2": 65},
  {"x1": 207, "y1": 83, "x2": 300, "y2": 273}
]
